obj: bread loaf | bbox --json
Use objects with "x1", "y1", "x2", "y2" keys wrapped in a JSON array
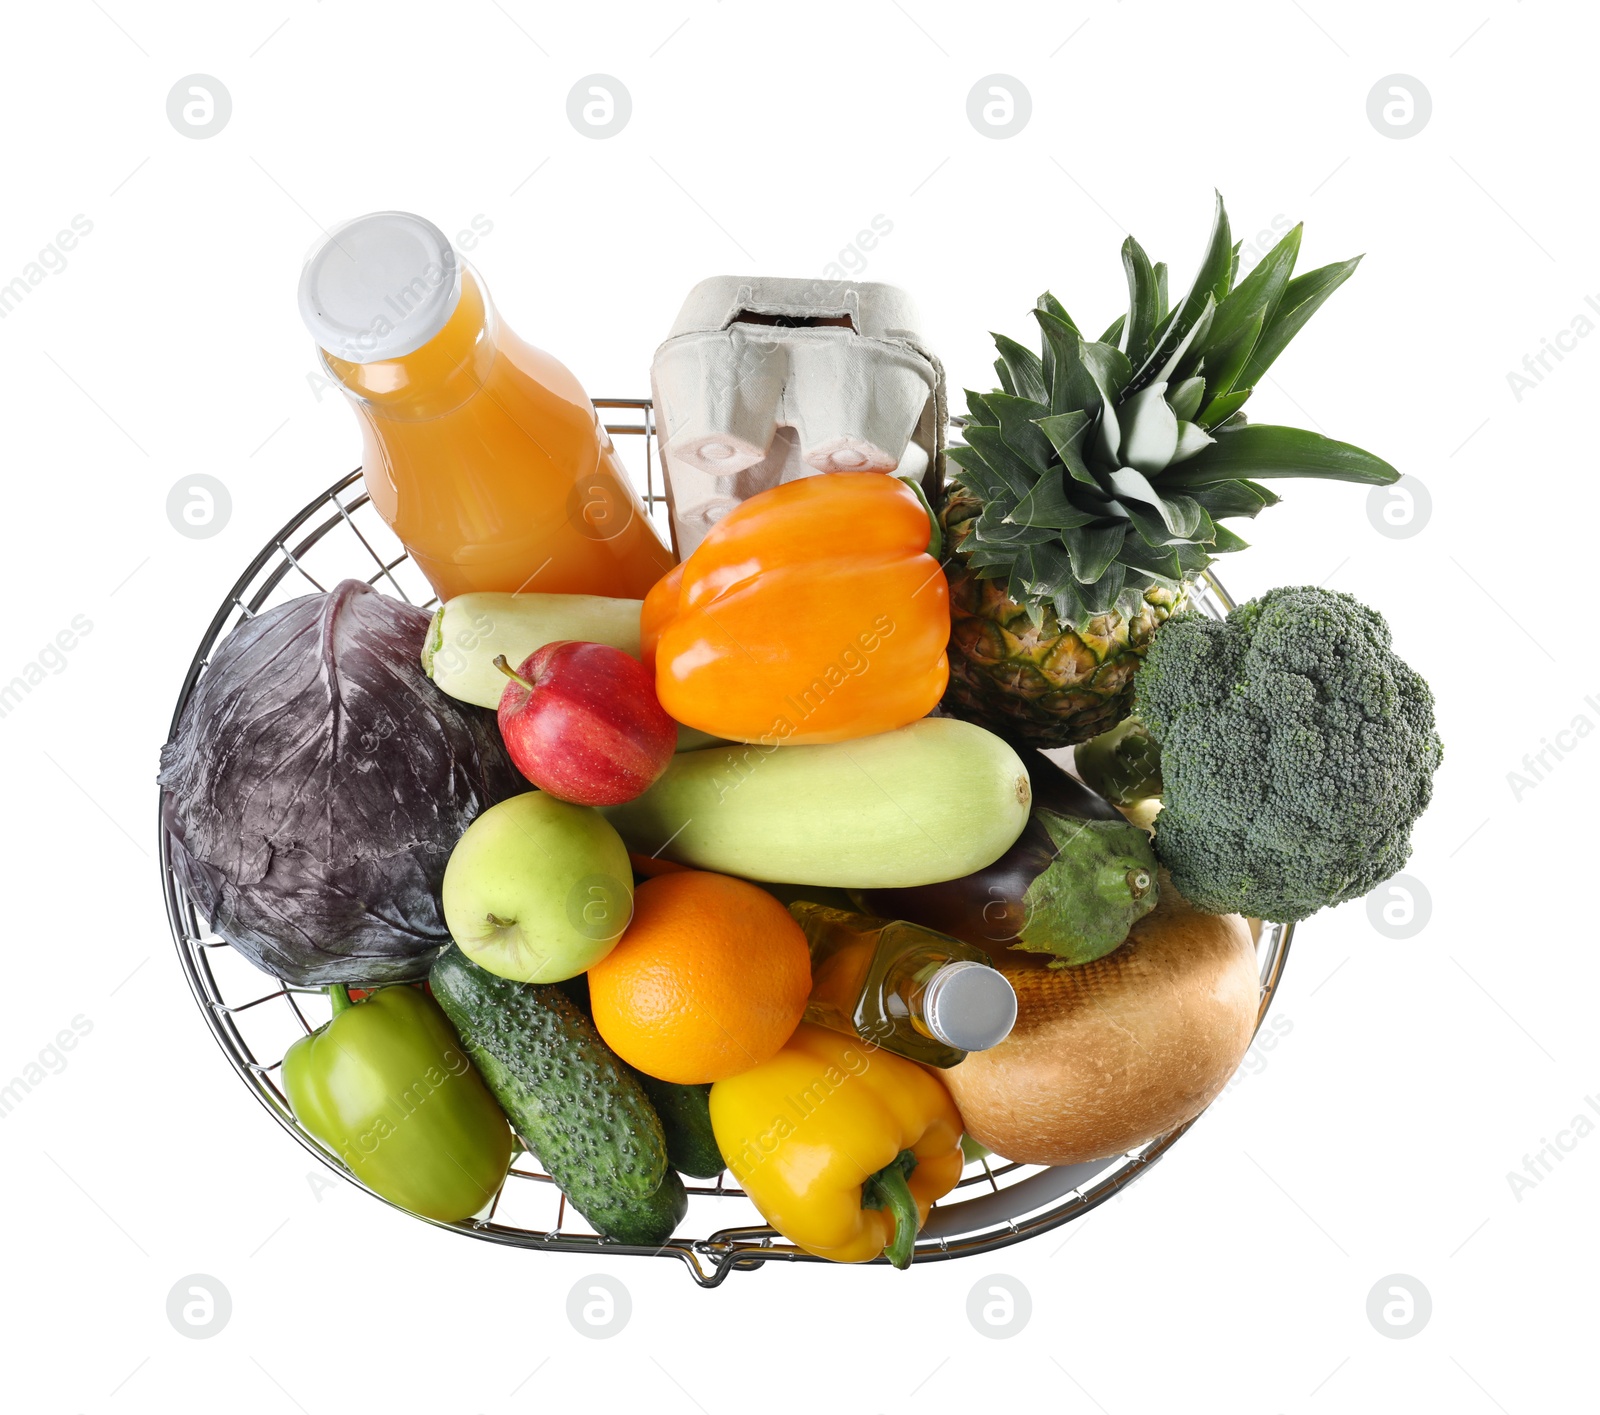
[{"x1": 945, "y1": 879, "x2": 1260, "y2": 1166}]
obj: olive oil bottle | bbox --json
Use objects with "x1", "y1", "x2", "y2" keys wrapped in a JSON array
[{"x1": 791, "y1": 902, "x2": 1017, "y2": 1068}]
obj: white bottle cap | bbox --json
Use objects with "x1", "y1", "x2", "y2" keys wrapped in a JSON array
[
  {"x1": 924, "y1": 961, "x2": 1017, "y2": 1054},
  {"x1": 298, "y1": 211, "x2": 462, "y2": 364}
]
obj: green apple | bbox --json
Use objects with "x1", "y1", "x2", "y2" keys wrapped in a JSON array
[{"x1": 442, "y1": 791, "x2": 633, "y2": 983}]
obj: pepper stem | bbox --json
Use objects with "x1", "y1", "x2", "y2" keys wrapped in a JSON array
[
  {"x1": 328, "y1": 984, "x2": 354, "y2": 1016},
  {"x1": 493, "y1": 654, "x2": 537, "y2": 693},
  {"x1": 897, "y1": 475, "x2": 942, "y2": 561},
  {"x1": 862, "y1": 1149, "x2": 921, "y2": 1270}
]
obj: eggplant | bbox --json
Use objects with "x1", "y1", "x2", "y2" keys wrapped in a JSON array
[{"x1": 855, "y1": 749, "x2": 1157, "y2": 967}]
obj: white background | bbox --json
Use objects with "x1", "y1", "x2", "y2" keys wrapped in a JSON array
[{"x1": 0, "y1": 1, "x2": 1592, "y2": 1410}]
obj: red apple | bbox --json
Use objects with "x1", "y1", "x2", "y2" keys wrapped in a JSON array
[{"x1": 495, "y1": 641, "x2": 676, "y2": 806}]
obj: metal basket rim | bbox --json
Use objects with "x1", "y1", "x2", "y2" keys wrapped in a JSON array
[{"x1": 157, "y1": 400, "x2": 1292, "y2": 1286}]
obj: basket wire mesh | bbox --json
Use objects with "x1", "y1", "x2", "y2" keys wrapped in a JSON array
[{"x1": 159, "y1": 397, "x2": 1292, "y2": 1286}]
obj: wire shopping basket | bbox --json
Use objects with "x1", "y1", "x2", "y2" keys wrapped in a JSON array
[{"x1": 159, "y1": 398, "x2": 1292, "y2": 1286}]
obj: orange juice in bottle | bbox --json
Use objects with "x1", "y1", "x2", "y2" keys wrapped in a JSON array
[{"x1": 298, "y1": 212, "x2": 674, "y2": 601}]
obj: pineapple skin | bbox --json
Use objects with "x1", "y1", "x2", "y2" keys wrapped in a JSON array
[{"x1": 941, "y1": 561, "x2": 1185, "y2": 750}]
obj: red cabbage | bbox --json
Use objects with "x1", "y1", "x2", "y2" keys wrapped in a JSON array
[{"x1": 159, "y1": 579, "x2": 524, "y2": 985}]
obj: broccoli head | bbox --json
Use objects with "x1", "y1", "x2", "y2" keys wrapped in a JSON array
[{"x1": 1134, "y1": 585, "x2": 1442, "y2": 923}]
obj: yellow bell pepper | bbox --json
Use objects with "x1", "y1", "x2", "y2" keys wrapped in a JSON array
[{"x1": 709, "y1": 1023, "x2": 964, "y2": 1267}]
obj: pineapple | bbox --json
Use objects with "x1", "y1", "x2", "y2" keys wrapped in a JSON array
[{"x1": 940, "y1": 193, "x2": 1399, "y2": 748}]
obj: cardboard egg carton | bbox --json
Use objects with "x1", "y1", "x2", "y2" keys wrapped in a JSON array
[{"x1": 651, "y1": 276, "x2": 946, "y2": 558}]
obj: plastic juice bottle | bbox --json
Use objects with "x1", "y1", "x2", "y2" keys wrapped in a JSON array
[
  {"x1": 298, "y1": 211, "x2": 675, "y2": 602},
  {"x1": 791, "y1": 902, "x2": 1018, "y2": 1068}
]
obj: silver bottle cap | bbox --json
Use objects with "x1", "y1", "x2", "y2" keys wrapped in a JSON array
[{"x1": 924, "y1": 961, "x2": 1017, "y2": 1053}]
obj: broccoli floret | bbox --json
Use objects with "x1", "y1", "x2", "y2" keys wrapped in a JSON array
[{"x1": 1135, "y1": 585, "x2": 1442, "y2": 923}]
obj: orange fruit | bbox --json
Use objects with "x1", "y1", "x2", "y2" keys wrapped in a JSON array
[{"x1": 587, "y1": 871, "x2": 811, "y2": 1084}]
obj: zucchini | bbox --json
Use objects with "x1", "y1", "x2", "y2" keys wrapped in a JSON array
[
  {"x1": 633, "y1": 1075, "x2": 723, "y2": 1179},
  {"x1": 422, "y1": 592, "x2": 643, "y2": 709},
  {"x1": 421, "y1": 591, "x2": 722, "y2": 752},
  {"x1": 602, "y1": 718, "x2": 1031, "y2": 888},
  {"x1": 430, "y1": 945, "x2": 686, "y2": 1245}
]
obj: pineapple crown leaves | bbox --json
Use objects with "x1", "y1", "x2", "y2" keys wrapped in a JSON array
[{"x1": 946, "y1": 192, "x2": 1401, "y2": 629}]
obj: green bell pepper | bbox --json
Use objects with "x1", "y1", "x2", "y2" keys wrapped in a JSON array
[{"x1": 283, "y1": 984, "x2": 514, "y2": 1223}]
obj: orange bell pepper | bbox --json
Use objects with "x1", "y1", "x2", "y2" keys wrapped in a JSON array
[{"x1": 641, "y1": 473, "x2": 950, "y2": 746}]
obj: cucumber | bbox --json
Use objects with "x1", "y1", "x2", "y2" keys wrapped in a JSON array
[
  {"x1": 422, "y1": 592, "x2": 644, "y2": 709},
  {"x1": 421, "y1": 591, "x2": 723, "y2": 752},
  {"x1": 429, "y1": 945, "x2": 686, "y2": 1245},
  {"x1": 633, "y1": 1075, "x2": 723, "y2": 1179},
  {"x1": 551, "y1": 974, "x2": 722, "y2": 1180},
  {"x1": 554, "y1": 976, "x2": 722, "y2": 1180},
  {"x1": 602, "y1": 717, "x2": 1032, "y2": 888}
]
